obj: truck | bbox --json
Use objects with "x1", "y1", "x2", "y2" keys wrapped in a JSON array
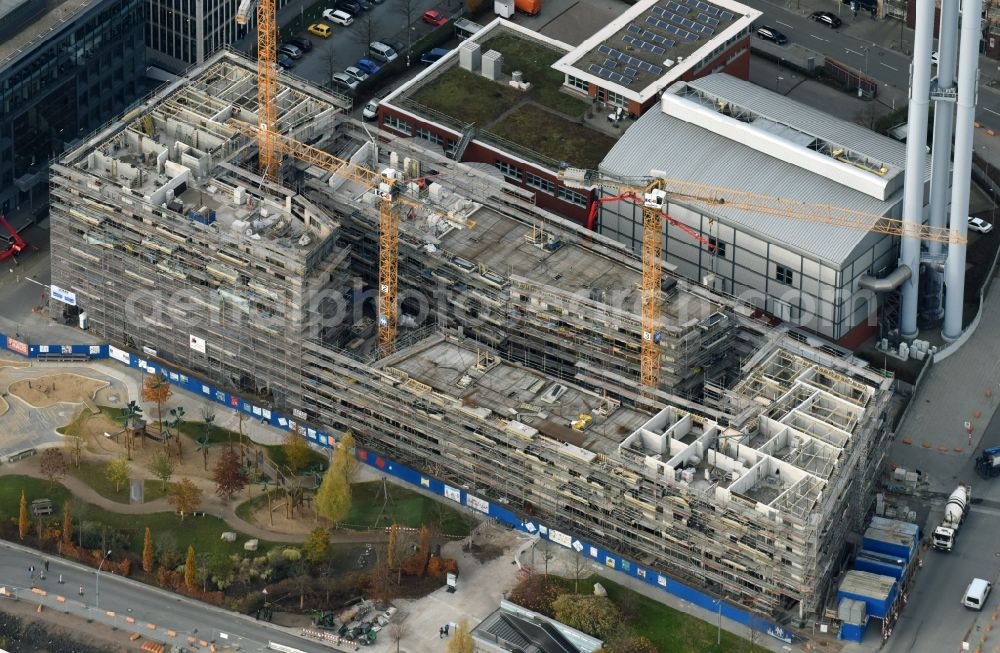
[
  {"x1": 933, "y1": 483, "x2": 970, "y2": 552},
  {"x1": 976, "y1": 446, "x2": 1000, "y2": 478}
]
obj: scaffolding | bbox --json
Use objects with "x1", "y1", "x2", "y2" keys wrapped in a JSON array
[{"x1": 48, "y1": 49, "x2": 895, "y2": 626}]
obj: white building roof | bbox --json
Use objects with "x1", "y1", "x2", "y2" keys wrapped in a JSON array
[
  {"x1": 599, "y1": 74, "x2": 929, "y2": 265},
  {"x1": 551, "y1": 0, "x2": 759, "y2": 106}
]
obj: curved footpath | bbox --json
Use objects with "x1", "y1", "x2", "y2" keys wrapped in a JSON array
[{"x1": 0, "y1": 458, "x2": 386, "y2": 545}]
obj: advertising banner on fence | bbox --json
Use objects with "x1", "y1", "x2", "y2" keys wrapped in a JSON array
[
  {"x1": 443, "y1": 485, "x2": 461, "y2": 503},
  {"x1": 465, "y1": 494, "x2": 489, "y2": 514},
  {"x1": 5, "y1": 337, "x2": 27, "y2": 356},
  {"x1": 548, "y1": 529, "x2": 572, "y2": 548}
]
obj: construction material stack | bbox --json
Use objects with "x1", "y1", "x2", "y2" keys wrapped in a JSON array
[{"x1": 836, "y1": 516, "x2": 921, "y2": 643}]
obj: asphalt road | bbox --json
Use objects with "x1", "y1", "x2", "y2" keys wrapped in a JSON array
[
  {"x1": 880, "y1": 405, "x2": 1000, "y2": 653},
  {"x1": 740, "y1": 0, "x2": 1000, "y2": 130},
  {"x1": 0, "y1": 540, "x2": 339, "y2": 653}
]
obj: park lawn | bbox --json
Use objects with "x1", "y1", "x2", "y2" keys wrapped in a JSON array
[
  {"x1": 0, "y1": 475, "x2": 285, "y2": 558},
  {"x1": 235, "y1": 493, "x2": 264, "y2": 522},
  {"x1": 343, "y1": 481, "x2": 475, "y2": 537},
  {"x1": 551, "y1": 575, "x2": 770, "y2": 653},
  {"x1": 173, "y1": 420, "x2": 326, "y2": 471},
  {"x1": 68, "y1": 460, "x2": 171, "y2": 504}
]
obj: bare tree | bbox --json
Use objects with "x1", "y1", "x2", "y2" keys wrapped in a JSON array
[
  {"x1": 351, "y1": 13, "x2": 380, "y2": 53},
  {"x1": 388, "y1": 610, "x2": 409, "y2": 653},
  {"x1": 396, "y1": 0, "x2": 415, "y2": 65}
]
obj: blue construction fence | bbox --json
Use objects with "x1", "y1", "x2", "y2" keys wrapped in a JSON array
[{"x1": 0, "y1": 332, "x2": 795, "y2": 646}]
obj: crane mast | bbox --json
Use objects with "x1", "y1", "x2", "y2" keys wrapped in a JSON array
[
  {"x1": 640, "y1": 181, "x2": 665, "y2": 395},
  {"x1": 255, "y1": 0, "x2": 278, "y2": 182}
]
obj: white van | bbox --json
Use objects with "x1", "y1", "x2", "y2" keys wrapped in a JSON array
[
  {"x1": 963, "y1": 578, "x2": 992, "y2": 610},
  {"x1": 369, "y1": 41, "x2": 398, "y2": 63},
  {"x1": 322, "y1": 8, "x2": 353, "y2": 25}
]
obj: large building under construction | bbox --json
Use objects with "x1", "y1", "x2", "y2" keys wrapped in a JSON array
[{"x1": 49, "y1": 50, "x2": 894, "y2": 624}]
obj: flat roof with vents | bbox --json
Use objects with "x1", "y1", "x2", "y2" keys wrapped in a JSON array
[{"x1": 552, "y1": 0, "x2": 758, "y2": 105}]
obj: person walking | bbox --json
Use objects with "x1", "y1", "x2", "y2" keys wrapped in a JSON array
[{"x1": 78, "y1": 585, "x2": 84, "y2": 596}]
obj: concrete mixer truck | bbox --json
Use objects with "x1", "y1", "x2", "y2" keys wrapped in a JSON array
[{"x1": 933, "y1": 484, "x2": 970, "y2": 552}]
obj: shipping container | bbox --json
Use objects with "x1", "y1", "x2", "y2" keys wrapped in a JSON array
[
  {"x1": 863, "y1": 524, "x2": 916, "y2": 560},
  {"x1": 840, "y1": 620, "x2": 868, "y2": 642},
  {"x1": 837, "y1": 570, "x2": 897, "y2": 619},
  {"x1": 854, "y1": 549, "x2": 907, "y2": 579}
]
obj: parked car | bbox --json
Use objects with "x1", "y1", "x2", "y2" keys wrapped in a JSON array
[
  {"x1": 331, "y1": 71, "x2": 359, "y2": 93},
  {"x1": 755, "y1": 25, "x2": 787, "y2": 44},
  {"x1": 422, "y1": 9, "x2": 448, "y2": 25},
  {"x1": 335, "y1": 0, "x2": 363, "y2": 14},
  {"x1": 362, "y1": 99, "x2": 379, "y2": 121},
  {"x1": 308, "y1": 23, "x2": 332, "y2": 37},
  {"x1": 381, "y1": 39, "x2": 404, "y2": 54},
  {"x1": 277, "y1": 52, "x2": 295, "y2": 69},
  {"x1": 420, "y1": 47, "x2": 449, "y2": 64},
  {"x1": 356, "y1": 0, "x2": 372, "y2": 9},
  {"x1": 344, "y1": 66, "x2": 369, "y2": 83},
  {"x1": 810, "y1": 11, "x2": 841, "y2": 27},
  {"x1": 369, "y1": 41, "x2": 398, "y2": 63},
  {"x1": 322, "y1": 8, "x2": 354, "y2": 25},
  {"x1": 278, "y1": 43, "x2": 304, "y2": 59},
  {"x1": 355, "y1": 58, "x2": 381, "y2": 75},
  {"x1": 286, "y1": 36, "x2": 312, "y2": 52},
  {"x1": 968, "y1": 216, "x2": 993, "y2": 234}
]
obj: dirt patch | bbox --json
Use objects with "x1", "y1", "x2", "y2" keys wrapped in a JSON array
[
  {"x1": 0, "y1": 395, "x2": 7, "y2": 418},
  {"x1": 0, "y1": 598, "x2": 132, "y2": 653},
  {"x1": 248, "y1": 496, "x2": 322, "y2": 535},
  {"x1": 8, "y1": 373, "x2": 108, "y2": 408}
]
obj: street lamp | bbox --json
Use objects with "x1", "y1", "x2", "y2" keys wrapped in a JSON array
[
  {"x1": 715, "y1": 599, "x2": 722, "y2": 645},
  {"x1": 96, "y1": 550, "x2": 112, "y2": 610}
]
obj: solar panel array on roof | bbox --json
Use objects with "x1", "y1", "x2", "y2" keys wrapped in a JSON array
[
  {"x1": 585, "y1": 0, "x2": 740, "y2": 89},
  {"x1": 588, "y1": 62, "x2": 635, "y2": 85},
  {"x1": 622, "y1": 34, "x2": 666, "y2": 55}
]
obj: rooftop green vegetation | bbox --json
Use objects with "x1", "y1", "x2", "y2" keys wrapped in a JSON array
[
  {"x1": 406, "y1": 30, "x2": 615, "y2": 168},
  {"x1": 491, "y1": 105, "x2": 617, "y2": 170}
]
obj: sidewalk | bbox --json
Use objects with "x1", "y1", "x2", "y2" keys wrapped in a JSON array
[{"x1": 890, "y1": 278, "x2": 1000, "y2": 494}]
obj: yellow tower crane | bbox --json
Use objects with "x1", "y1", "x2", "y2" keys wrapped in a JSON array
[
  {"x1": 228, "y1": 122, "x2": 405, "y2": 357},
  {"x1": 234, "y1": 0, "x2": 404, "y2": 356},
  {"x1": 236, "y1": 0, "x2": 278, "y2": 183},
  {"x1": 560, "y1": 168, "x2": 965, "y2": 396}
]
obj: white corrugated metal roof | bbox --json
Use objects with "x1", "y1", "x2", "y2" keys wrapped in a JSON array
[
  {"x1": 686, "y1": 74, "x2": 910, "y2": 172},
  {"x1": 599, "y1": 74, "x2": 930, "y2": 265}
]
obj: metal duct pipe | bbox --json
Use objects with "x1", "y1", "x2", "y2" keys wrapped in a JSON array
[
  {"x1": 943, "y1": 0, "x2": 983, "y2": 340},
  {"x1": 858, "y1": 265, "x2": 912, "y2": 292},
  {"x1": 928, "y1": 0, "x2": 960, "y2": 259},
  {"x1": 899, "y1": 0, "x2": 936, "y2": 338}
]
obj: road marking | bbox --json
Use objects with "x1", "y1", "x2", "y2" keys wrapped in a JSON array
[
  {"x1": 846, "y1": 48, "x2": 862, "y2": 56},
  {"x1": 984, "y1": 107, "x2": 1000, "y2": 118},
  {"x1": 810, "y1": 34, "x2": 828, "y2": 42},
  {"x1": 881, "y1": 62, "x2": 899, "y2": 71},
  {"x1": 776, "y1": 20, "x2": 793, "y2": 28}
]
